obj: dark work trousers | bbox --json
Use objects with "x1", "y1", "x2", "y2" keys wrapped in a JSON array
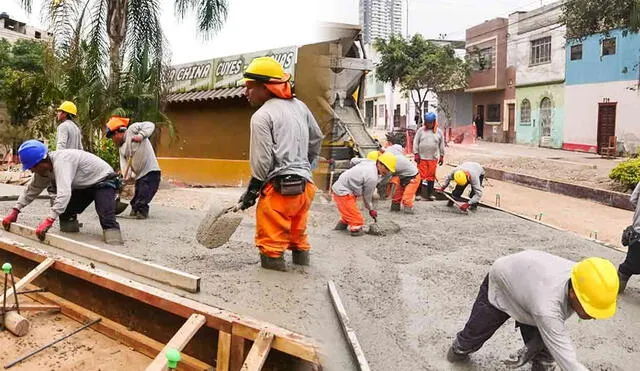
[
  {"x1": 131, "y1": 171, "x2": 161, "y2": 217},
  {"x1": 455, "y1": 275, "x2": 554, "y2": 362},
  {"x1": 619, "y1": 240, "x2": 640, "y2": 278},
  {"x1": 450, "y1": 175, "x2": 484, "y2": 208},
  {"x1": 59, "y1": 186, "x2": 120, "y2": 230}
]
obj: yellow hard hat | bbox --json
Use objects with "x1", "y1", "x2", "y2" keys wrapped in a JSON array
[
  {"x1": 571, "y1": 257, "x2": 619, "y2": 319},
  {"x1": 454, "y1": 170, "x2": 468, "y2": 186},
  {"x1": 57, "y1": 101, "x2": 77, "y2": 116},
  {"x1": 377, "y1": 152, "x2": 397, "y2": 173},
  {"x1": 367, "y1": 151, "x2": 381, "y2": 161},
  {"x1": 243, "y1": 57, "x2": 290, "y2": 83}
]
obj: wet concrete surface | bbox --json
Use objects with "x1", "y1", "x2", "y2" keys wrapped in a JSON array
[{"x1": 1, "y1": 189, "x2": 640, "y2": 370}]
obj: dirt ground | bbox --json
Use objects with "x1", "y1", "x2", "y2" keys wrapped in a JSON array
[
  {"x1": 0, "y1": 297, "x2": 150, "y2": 370},
  {"x1": 2, "y1": 184, "x2": 640, "y2": 370}
]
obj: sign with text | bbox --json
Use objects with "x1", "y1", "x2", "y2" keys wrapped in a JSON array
[{"x1": 167, "y1": 46, "x2": 297, "y2": 93}]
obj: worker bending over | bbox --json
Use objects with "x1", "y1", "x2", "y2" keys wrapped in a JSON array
[
  {"x1": 106, "y1": 117, "x2": 162, "y2": 219},
  {"x1": 385, "y1": 146, "x2": 421, "y2": 214},
  {"x1": 439, "y1": 161, "x2": 485, "y2": 211},
  {"x1": 2, "y1": 140, "x2": 123, "y2": 244},
  {"x1": 447, "y1": 250, "x2": 618, "y2": 371},
  {"x1": 237, "y1": 57, "x2": 323, "y2": 271},
  {"x1": 618, "y1": 181, "x2": 640, "y2": 293},
  {"x1": 413, "y1": 112, "x2": 445, "y2": 201},
  {"x1": 332, "y1": 152, "x2": 396, "y2": 236}
]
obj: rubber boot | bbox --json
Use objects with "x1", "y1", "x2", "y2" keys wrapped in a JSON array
[
  {"x1": 619, "y1": 271, "x2": 630, "y2": 294},
  {"x1": 350, "y1": 227, "x2": 365, "y2": 237},
  {"x1": 390, "y1": 202, "x2": 401, "y2": 212},
  {"x1": 403, "y1": 206, "x2": 415, "y2": 214},
  {"x1": 129, "y1": 210, "x2": 138, "y2": 217},
  {"x1": 334, "y1": 221, "x2": 348, "y2": 231},
  {"x1": 260, "y1": 253, "x2": 286, "y2": 271},
  {"x1": 292, "y1": 250, "x2": 310, "y2": 266},
  {"x1": 60, "y1": 219, "x2": 80, "y2": 233},
  {"x1": 103, "y1": 228, "x2": 124, "y2": 245},
  {"x1": 531, "y1": 360, "x2": 557, "y2": 371},
  {"x1": 136, "y1": 211, "x2": 148, "y2": 220},
  {"x1": 446, "y1": 344, "x2": 469, "y2": 363},
  {"x1": 426, "y1": 181, "x2": 436, "y2": 201}
]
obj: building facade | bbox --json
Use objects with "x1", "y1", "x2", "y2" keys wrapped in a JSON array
[
  {"x1": 564, "y1": 29, "x2": 640, "y2": 154},
  {"x1": 0, "y1": 12, "x2": 50, "y2": 43},
  {"x1": 359, "y1": 0, "x2": 404, "y2": 44},
  {"x1": 509, "y1": 2, "x2": 566, "y2": 148}
]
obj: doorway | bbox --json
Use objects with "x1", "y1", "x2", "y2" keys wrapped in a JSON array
[
  {"x1": 475, "y1": 105, "x2": 485, "y2": 139},
  {"x1": 597, "y1": 103, "x2": 617, "y2": 154},
  {"x1": 539, "y1": 98, "x2": 552, "y2": 147},
  {"x1": 507, "y1": 104, "x2": 515, "y2": 143}
]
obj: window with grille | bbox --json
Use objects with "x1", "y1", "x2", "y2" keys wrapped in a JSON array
[
  {"x1": 570, "y1": 44, "x2": 582, "y2": 61},
  {"x1": 520, "y1": 99, "x2": 531, "y2": 123},
  {"x1": 487, "y1": 104, "x2": 501, "y2": 122},
  {"x1": 378, "y1": 105, "x2": 385, "y2": 118},
  {"x1": 530, "y1": 36, "x2": 552, "y2": 65},
  {"x1": 602, "y1": 38, "x2": 616, "y2": 56},
  {"x1": 470, "y1": 47, "x2": 493, "y2": 71}
]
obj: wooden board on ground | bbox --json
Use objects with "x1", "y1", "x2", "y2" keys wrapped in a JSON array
[
  {"x1": 0, "y1": 257, "x2": 54, "y2": 305},
  {"x1": 7, "y1": 223, "x2": 201, "y2": 293},
  {"x1": 0, "y1": 304, "x2": 60, "y2": 313},
  {"x1": 241, "y1": 330, "x2": 274, "y2": 371},
  {"x1": 327, "y1": 280, "x2": 370, "y2": 371},
  {"x1": 196, "y1": 203, "x2": 243, "y2": 249},
  {"x1": 146, "y1": 313, "x2": 207, "y2": 371}
]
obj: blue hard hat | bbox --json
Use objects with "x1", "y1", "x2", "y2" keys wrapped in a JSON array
[
  {"x1": 424, "y1": 112, "x2": 437, "y2": 123},
  {"x1": 18, "y1": 140, "x2": 48, "y2": 170}
]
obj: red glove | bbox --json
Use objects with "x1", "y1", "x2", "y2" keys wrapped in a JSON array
[
  {"x1": 459, "y1": 203, "x2": 471, "y2": 211},
  {"x1": 2, "y1": 208, "x2": 19, "y2": 231},
  {"x1": 132, "y1": 134, "x2": 144, "y2": 143},
  {"x1": 438, "y1": 156, "x2": 444, "y2": 166},
  {"x1": 369, "y1": 209, "x2": 378, "y2": 219},
  {"x1": 35, "y1": 218, "x2": 55, "y2": 241},
  {"x1": 414, "y1": 153, "x2": 421, "y2": 163},
  {"x1": 435, "y1": 187, "x2": 445, "y2": 192}
]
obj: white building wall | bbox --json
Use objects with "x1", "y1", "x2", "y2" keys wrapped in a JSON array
[{"x1": 565, "y1": 81, "x2": 640, "y2": 151}]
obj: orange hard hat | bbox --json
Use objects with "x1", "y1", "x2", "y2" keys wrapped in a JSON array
[{"x1": 106, "y1": 116, "x2": 130, "y2": 138}]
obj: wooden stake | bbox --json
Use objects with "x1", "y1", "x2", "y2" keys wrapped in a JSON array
[
  {"x1": 145, "y1": 314, "x2": 207, "y2": 371},
  {"x1": 4, "y1": 311, "x2": 29, "y2": 336},
  {"x1": 240, "y1": 331, "x2": 274, "y2": 371},
  {"x1": 216, "y1": 332, "x2": 232, "y2": 371},
  {"x1": 0, "y1": 304, "x2": 60, "y2": 313},
  {"x1": 1, "y1": 257, "x2": 54, "y2": 305},
  {"x1": 327, "y1": 280, "x2": 371, "y2": 371}
]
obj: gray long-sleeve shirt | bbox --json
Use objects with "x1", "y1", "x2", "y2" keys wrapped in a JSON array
[
  {"x1": 15, "y1": 150, "x2": 115, "y2": 219},
  {"x1": 56, "y1": 120, "x2": 83, "y2": 150},
  {"x1": 332, "y1": 161, "x2": 378, "y2": 210},
  {"x1": 488, "y1": 250, "x2": 587, "y2": 371},
  {"x1": 630, "y1": 182, "x2": 640, "y2": 233},
  {"x1": 393, "y1": 154, "x2": 418, "y2": 179},
  {"x1": 413, "y1": 127, "x2": 445, "y2": 160},
  {"x1": 119, "y1": 121, "x2": 161, "y2": 179},
  {"x1": 249, "y1": 98, "x2": 323, "y2": 182},
  {"x1": 442, "y1": 161, "x2": 485, "y2": 204}
]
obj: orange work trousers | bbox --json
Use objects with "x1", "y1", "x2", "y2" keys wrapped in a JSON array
[
  {"x1": 255, "y1": 182, "x2": 316, "y2": 258},
  {"x1": 391, "y1": 174, "x2": 421, "y2": 207},
  {"x1": 418, "y1": 159, "x2": 438, "y2": 181},
  {"x1": 332, "y1": 193, "x2": 365, "y2": 231}
]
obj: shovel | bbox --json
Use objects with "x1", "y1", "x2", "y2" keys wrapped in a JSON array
[
  {"x1": 115, "y1": 156, "x2": 132, "y2": 215},
  {"x1": 367, "y1": 215, "x2": 384, "y2": 236},
  {"x1": 196, "y1": 202, "x2": 244, "y2": 249}
]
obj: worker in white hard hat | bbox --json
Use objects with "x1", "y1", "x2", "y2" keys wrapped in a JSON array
[{"x1": 437, "y1": 161, "x2": 485, "y2": 211}]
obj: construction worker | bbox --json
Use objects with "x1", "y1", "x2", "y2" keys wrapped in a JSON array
[
  {"x1": 413, "y1": 112, "x2": 445, "y2": 201},
  {"x1": 106, "y1": 117, "x2": 161, "y2": 219},
  {"x1": 55, "y1": 101, "x2": 83, "y2": 150},
  {"x1": 438, "y1": 161, "x2": 485, "y2": 211},
  {"x1": 447, "y1": 250, "x2": 618, "y2": 371},
  {"x1": 1, "y1": 140, "x2": 123, "y2": 244},
  {"x1": 238, "y1": 57, "x2": 323, "y2": 271},
  {"x1": 332, "y1": 152, "x2": 396, "y2": 236},
  {"x1": 384, "y1": 146, "x2": 421, "y2": 214},
  {"x1": 617, "y1": 181, "x2": 640, "y2": 293}
]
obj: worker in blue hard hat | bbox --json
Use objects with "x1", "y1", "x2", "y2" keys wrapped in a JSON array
[
  {"x1": 413, "y1": 111, "x2": 445, "y2": 201},
  {"x1": 1, "y1": 140, "x2": 123, "y2": 245}
]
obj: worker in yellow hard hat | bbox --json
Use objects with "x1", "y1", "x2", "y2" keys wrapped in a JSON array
[
  {"x1": 55, "y1": 101, "x2": 83, "y2": 151},
  {"x1": 332, "y1": 152, "x2": 396, "y2": 236},
  {"x1": 447, "y1": 250, "x2": 618, "y2": 370},
  {"x1": 235, "y1": 56, "x2": 324, "y2": 271},
  {"x1": 437, "y1": 161, "x2": 485, "y2": 211}
]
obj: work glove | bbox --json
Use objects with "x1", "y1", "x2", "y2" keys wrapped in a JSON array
[
  {"x1": 459, "y1": 203, "x2": 471, "y2": 212},
  {"x1": 2, "y1": 208, "x2": 19, "y2": 231},
  {"x1": 503, "y1": 333, "x2": 545, "y2": 369},
  {"x1": 369, "y1": 209, "x2": 378, "y2": 219},
  {"x1": 414, "y1": 153, "x2": 421, "y2": 163},
  {"x1": 238, "y1": 177, "x2": 264, "y2": 210},
  {"x1": 435, "y1": 187, "x2": 446, "y2": 193},
  {"x1": 438, "y1": 156, "x2": 444, "y2": 166},
  {"x1": 35, "y1": 218, "x2": 56, "y2": 241},
  {"x1": 131, "y1": 134, "x2": 144, "y2": 143}
]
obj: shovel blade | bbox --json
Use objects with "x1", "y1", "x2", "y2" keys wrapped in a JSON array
[{"x1": 115, "y1": 200, "x2": 129, "y2": 215}]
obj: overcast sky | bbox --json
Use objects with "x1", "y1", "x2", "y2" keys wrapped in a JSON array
[{"x1": 4, "y1": 0, "x2": 556, "y2": 64}]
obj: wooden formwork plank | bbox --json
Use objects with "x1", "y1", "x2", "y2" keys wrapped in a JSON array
[
  {"x1": 216, "y1": 332, "x2": 231, "y2": 371},
  {"x1": 0, "y1": 304, "x2": 60, "y2": 312},
  {"x1": 229, "y1": 335, "x2": 246, "y2": 371},
  {"x1": 240, "y1": 331, "x2": 274, "y2": 371},
  {"x1": 8, "y1": 223, "x2": 201, "y2": 293},
  {"x1": 0, "y1": 257, "x2": 54, "y2": 305},
  {"x1": 146, "y1": 314, "x2": 207, "y2": 371}
]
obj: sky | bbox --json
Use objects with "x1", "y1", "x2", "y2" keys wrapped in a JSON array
[{"x1": 3, "y1": 0, "x2": 557, "y2": 65}]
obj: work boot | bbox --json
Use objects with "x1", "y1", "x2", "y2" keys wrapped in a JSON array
[
  {"x1": 103, "y1": 229, "x2": 124, "y2": 245},
  {"x1": 446, "y1": 344, "x2": 469, "y2": 363},
  {"x1": 260, "y1": 253, "x2": 286, "y2": 271},
  {"x1": 350, "y1": 228, "x2": 365, "y2": 237},
  {"x1": 129, "y1": 210, "x2": 138, "y2": 217},
  {"x1": 618, "y1": 271, "x2": 630, "y2": 294},
  {"x1": 425, "y1": 181, "x2": 436, "y2": 201},
  {"x1": 292, "y1": 250, "x2": 310, "y2": 266},
  {"x1": 60, "y1": 219, "x2": 80, "y2": 233},
  {"x1": 334, "y1": 221, "x2": 348, "y2": 231},
  {"x1": 447, "y1": 200, "x2": 454, "y2": 207},
  {"x1": 403, "y1": 206, "x2": 415, "y2": 215},
  {"x1": 531, "y1": 360, "x2": 557, "y2": 371},
  {"x1": 390, "y1": 202, "x2": 401, "y2": 212},
  {"x1": 136, "y1": 211, "x2": 148, "y2": 220}
]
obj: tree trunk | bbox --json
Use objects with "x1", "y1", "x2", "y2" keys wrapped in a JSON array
[{"x1": 106, "y1": 0, "x2": 129, "y2": 105}]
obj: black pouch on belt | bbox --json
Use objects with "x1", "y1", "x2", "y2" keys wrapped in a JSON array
[
  {"x1": 273, "y1": 175, "x2": 306, "y2": 196},
  {"x1": 399, "y1": 175, "x2": 416, "y2": 187},
  {"x1": 622, "y1": 225, "x2": 640, "y2": 247}
]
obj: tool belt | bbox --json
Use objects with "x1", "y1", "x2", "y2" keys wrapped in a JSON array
[
  {"x1": 622, "y1": 225, "x2": 640, "y2": 246},
  {"x1": 399, "y1": 173, "x2": 418, "y2": 187},
  {"x1": 272, "y1": 175, "x2": 306, "y2": 196},
  {"x1": 95, "y1": 173, "x2": 122, "y2": 191}
]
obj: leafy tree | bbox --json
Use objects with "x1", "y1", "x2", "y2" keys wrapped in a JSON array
[{"x1": 562, "y1": 0, "x2": 640, "y2": 39}]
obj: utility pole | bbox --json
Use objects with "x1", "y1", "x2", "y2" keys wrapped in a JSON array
[{"x1": 405, "y1": 0, "x2": 410, "y2": 38}]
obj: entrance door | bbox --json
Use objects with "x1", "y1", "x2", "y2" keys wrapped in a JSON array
[
  {"x1": 365, "y1": 101, "x2": 374, "y2": 127},
  {"x1": 539, "y1": 98, "x2": 552, "y2": 147},
  {"x1": 508, "y1": 104, "x2": 516, "y2": 143},
  {"x1": 597, "y1": 103, "x2": 617, "y2": 154}
]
